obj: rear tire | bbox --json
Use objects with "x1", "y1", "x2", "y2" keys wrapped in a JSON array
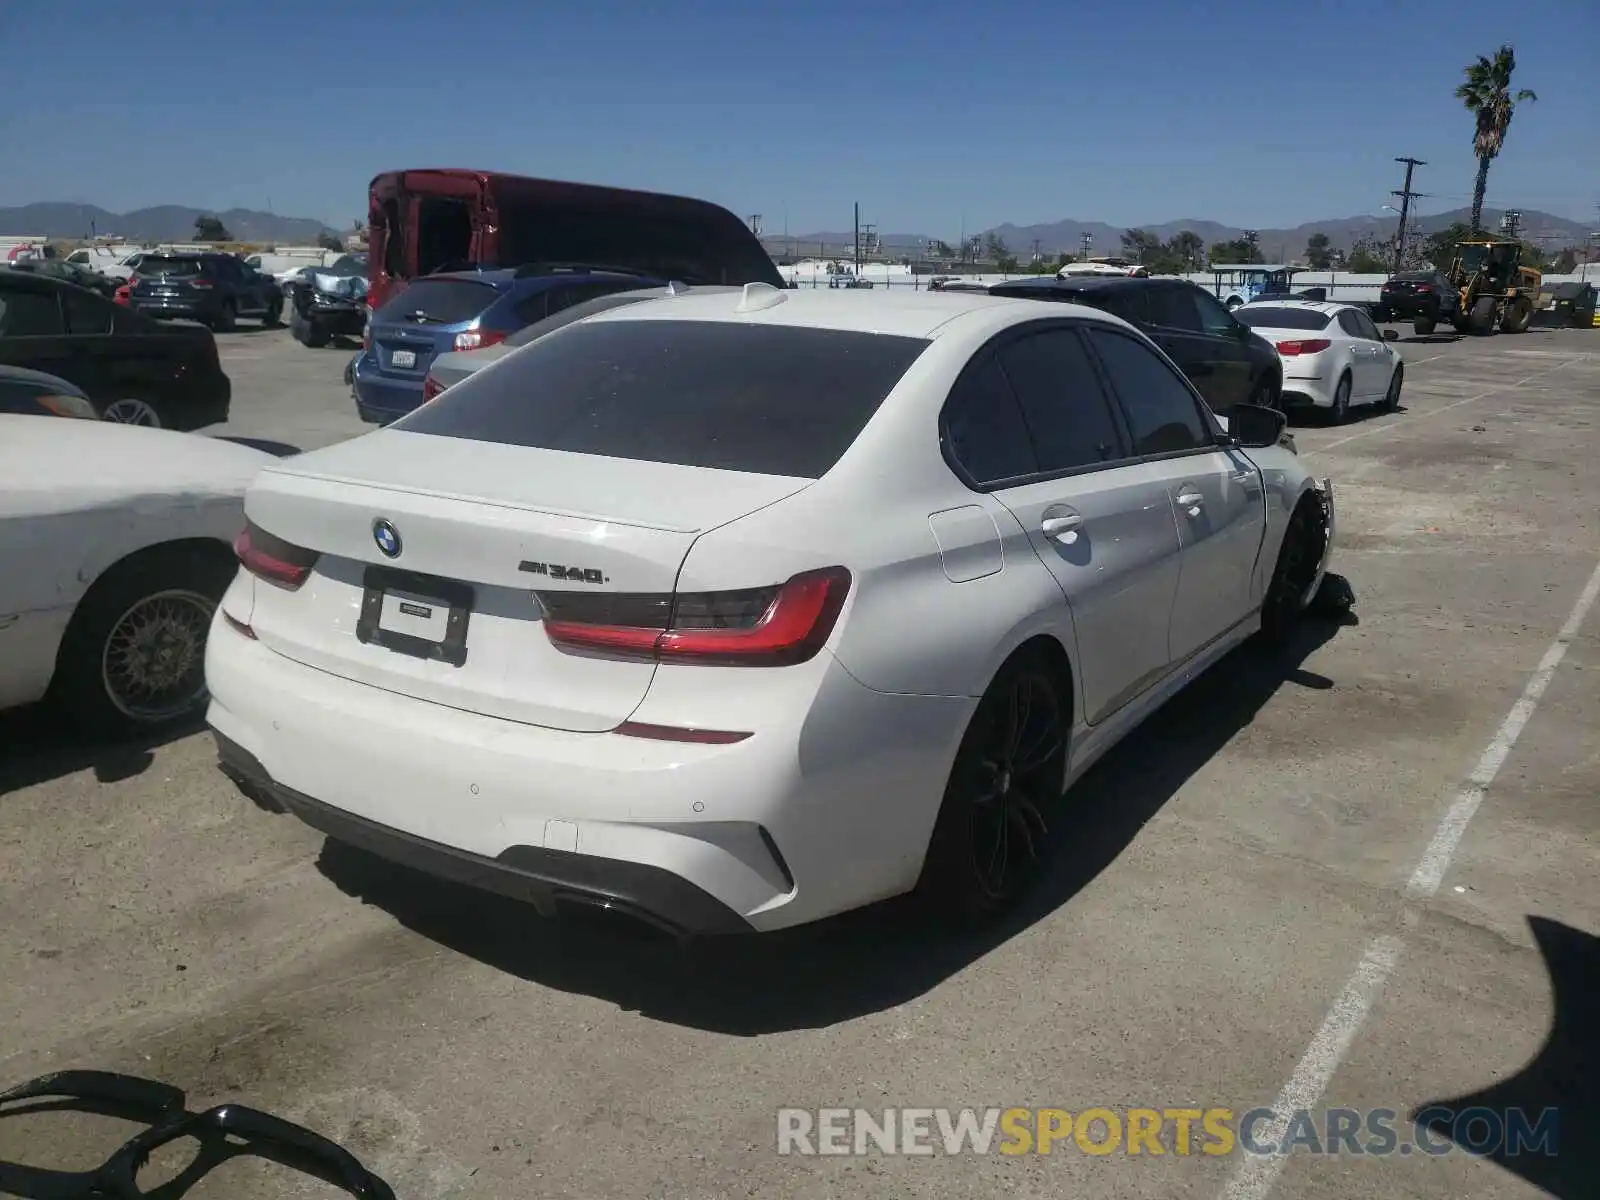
[
  {"x1": 304, "y1": 319, "x2": 331, "y2": 348},
  {"x1": 1381, "y1": 364, "x2": 1403, "y2": 412},
  {"x1": 212, "y1": 299, "x2": 237, "y2": 333},
  {"x1": 1499, "y1": 300, "x2": 1532, "y2": 333},
  {"x1": 49, "y1": 544, "x2": 234, "y2": 739},
  {"x1": 1413, "y1": 315, "x2": 1436, "y2": 336},
  {"x1": 1469, "y1": 296, "x2": 1497, "y2": 335},
  {"x1": 1329, "y1": 373, "x2": 1352, "y2": 424},
  {"x1": 913, "y1": 649, "x2": 1070, "y2": 927},
  {"x1": 98, "y1": 397, "x2": 164, "y2": 428},
  {"x1": 262, "y1": 299, "x2": 282, "y2": 327}
]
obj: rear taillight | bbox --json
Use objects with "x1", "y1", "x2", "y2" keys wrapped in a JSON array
[
  {"x1": 233, "y1": 521, "x2": 319, "y2": 590},
  {"x1": 189, "y1": 277, "x2": 213, "y2": 289},
  {"x1": 421, "y1": 374, "x2": 444, "y2": 402},
  {"x1": 37, "y1": 394, "x2": 97, "y2": 420},
  {"x1": 1275, "y1": 338, "x2": 1332, "y2": 355},
  {"x1": 542, "y1": 567, "x2": 851, "y2": 667},
  {"x1": 363, "y1": 305, "x2": 372, "y2": 350},
  {"x1": 1416, "y1": 284, "x2": 1432, "y2": 293},
  {"x1": 453, "y1": 328, "x2": 507, "y2": 352}
]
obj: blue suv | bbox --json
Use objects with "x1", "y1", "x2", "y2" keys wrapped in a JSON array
[{"x1": 351, "y1": 265, "x2": 664, "y2": 424}]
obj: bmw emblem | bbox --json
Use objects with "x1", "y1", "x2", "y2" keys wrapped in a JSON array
[{"x1": 372, "y1": 518, "x2": 402, "y2": 558}]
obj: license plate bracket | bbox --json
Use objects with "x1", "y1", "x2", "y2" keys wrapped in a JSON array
[
  {"x1": 390, "y1": 349, "x2": 416, "y2": 369},
  {"x1": 356, "y1": 565, "x2": 473, "y2": 667}
]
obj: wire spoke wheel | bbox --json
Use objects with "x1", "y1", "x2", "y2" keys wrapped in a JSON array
[
  {"x1": 100, "y1": 588, "x2": 216, "y2": 722},
  {"x1": 102, "y1": 398, "x2": 161, "y2": 426},
  {"x1": 965, "y1": 669, "x2": 1065, "y2": 903}
]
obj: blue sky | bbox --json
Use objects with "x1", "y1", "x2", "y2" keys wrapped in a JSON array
[{"x1": 2, "y1": 0, "x2": 1594, "y2": 236}]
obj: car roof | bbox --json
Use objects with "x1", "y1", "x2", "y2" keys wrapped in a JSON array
[
  {"x1": 428, "y1": 266, "x2": 664, "y2": 289},
  {"x1": 579, "y1": 283, "x2": 1138, "y2": 341}
]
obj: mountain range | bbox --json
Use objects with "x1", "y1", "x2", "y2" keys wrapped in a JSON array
[
  {"x1": 4, "y1": 199, "x2": 1592, "y2": 259},
  {"x1": 0, "y1": 202, "x2": 339, "y2": 244},
  {"x1": 779, "y1": 207, "x2": 1594, "y2": 258}
]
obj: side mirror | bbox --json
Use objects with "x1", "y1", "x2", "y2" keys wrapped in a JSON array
[
  {"x1": 1230, "y1": 402, "x2": 1288, "y2": 449},
  {"x1": 1382, "y1": 328, "x2": 1400, "y2": 341}
]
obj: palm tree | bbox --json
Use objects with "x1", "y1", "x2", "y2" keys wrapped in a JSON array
[{"x1": 1455, "y1": 45, "x2": 1537, "y2": 234}]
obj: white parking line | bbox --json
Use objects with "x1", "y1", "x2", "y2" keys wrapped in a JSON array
[
  {"x1": 1304, "y1": 357, "x2": 1580, "y2": 458},
  {"x1": 1219, "y1": 554, "x2": 1600, "y2": 1200}
]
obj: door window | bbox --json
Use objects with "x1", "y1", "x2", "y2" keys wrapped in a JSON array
[
  {"x1": 1148, "y1": 284, "x2": 1202, "y2": 332},
  {"x1": 63, "y1": 289, "x2": 113, "y2": 335},
  {"x1": 1188, "y1": 286, "x2": 1240, "y2": 336},
  {"x1": 1084, "y1": 327, "x2": 1214, "y2": 456},
  {"x1": 996, "y1": 328, "x2": 1126, "y2": 472},
  {"x1": 0, "y1": 287, "x2": 64, "y2": 335},
  {"x1": 942, "y1": 353, "x2": 1037, "y2": 485},
  {"x1": 1354, "y1": 310, "x2": 1384, "y2": 341},
  {"x1": 1337, "y1": 309, "x2": 1368, "y2": 339}
]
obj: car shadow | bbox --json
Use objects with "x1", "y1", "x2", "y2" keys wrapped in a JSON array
[
  {"x1": 1411, "y1": 916, "x2": 1597, "y2": 1198},
  {"x1": 315, "y1": 600, "x2": 1356, "y2": 1034},
  {"x1": 0, "y1": 705, "x2": 204, "y2": 795}
]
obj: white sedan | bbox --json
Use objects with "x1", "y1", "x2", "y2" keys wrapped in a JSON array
[
  {"x1": 206, "y1": 286, "x2": 1336, "y2": 936},
  {"x1": 1235, "y1": 300, "x2": 1404, "y2": 422},
  {"x1": 0, "y1": 417, "x2": 274, "y2": 734}
]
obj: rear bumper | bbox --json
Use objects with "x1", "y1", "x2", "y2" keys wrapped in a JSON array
[
  {"x1": 351, "y1": 352, "x2": 424, "y2": 423},
  {"x1": 205, "y1": 618, "x2": 971, "y2": 934},
  {"x1": 214, "y1": 732, "x2": 751, "y2": 937},
  {"x1": 1281, "y1": 367, "x2": 1336, "y2": 409},
  {"x1": 133, "y1": 298, "x2": 217, "y2": 321}
]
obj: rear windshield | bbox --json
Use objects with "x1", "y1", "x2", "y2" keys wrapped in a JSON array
[
  {"x1": 376, "y1": 278, "x2": 497, "y2": 324},
  {"x1": 137, "y1": 256, "x2": 203, "y2": 277},
  {"x1": 1235, "y1": 306, "x2": 1331, "y2": 330},
  {"x1": 398, "y1": 319, "x2": 930, "y2": 478},
  {"x1": 1391, "y1": 271, "x2": 1435, "y2": 282}
]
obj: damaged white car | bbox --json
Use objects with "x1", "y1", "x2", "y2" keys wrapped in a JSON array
[{"x1": 0, "y1": 416, "x2": 273, "y2": 734}]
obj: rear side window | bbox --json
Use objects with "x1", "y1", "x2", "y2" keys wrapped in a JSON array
[
  {"x1": 399, "y1": 319, "x2": 930, "y2": 478},
  {"x1": 1083, "y1": 327, "x2": 1213, "y2": 456},
  {"x1": 1147, "y1": 286, "x2": 1202, "y2": 331},
  {"x1": 996, "y1": 329, "x2": 1125, "y2": 472},
  {"x1": 63, "y1": 289, "x2": 113, "y2": 335},
  {"x1": 1236, "y1": 307, "x2": 1330, "y2": 330},
  {"x1": 0, "y1": 287, "x2": 63, "y2": 335},
  {"x1": 1078, "y1": 288, "x2": 1151, "y2": 325},
  {"x1": 942, "y1": 354, "x2": 1036, "y2": 485},
  {"x1": 376, "y1": 279, "x2": 498, "y2": 324}
]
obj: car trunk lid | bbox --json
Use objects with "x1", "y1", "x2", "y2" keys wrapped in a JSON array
[
  {"x1": 242, "y1": 428, "x2": 812, "y2": 732},
  {"x1": 370, "y1": 277, "x2": 499, "y2": 377}
]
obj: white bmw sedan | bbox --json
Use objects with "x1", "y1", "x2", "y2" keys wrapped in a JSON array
[
  {"x1": 207, "y1": 285, "x2": 1336, "y2": 936},
  {"x1": 1235, "y1": 300, "x2": 1404, "y2": 423}
]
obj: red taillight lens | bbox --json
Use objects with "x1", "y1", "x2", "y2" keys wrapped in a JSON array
[
  {"x1": 421, "y1": 374, "x2": 444, "y2": 402},
  {"x1": 363, "y1": 305, "x2": 373, "y2": 350},
  {"x1": 542, "y1": 567, "x2": 852, "y2": 667},
  {"x1": 1415, "y1": 284, "x2": 1432, "y2": 293},
  {"x1": 189, "y1": 277, "x2": 213, "y2": 289},
  {"x1": 233, "y1": 521, "x2": 319, "y2": 590},
  {"x1": 453, "y1": 328, "x2": 507, "y2": 352},
  {"x1": 1275, "y1": 338, "x2": 1332, "y2": 356}
]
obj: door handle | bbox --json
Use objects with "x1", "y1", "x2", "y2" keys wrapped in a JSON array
[
  {"x1": 1041, "y1": 513, "x2": 1083, "y2": 544},
  {"x1": 1176, "y1": 490, "x2": 1204, "y2": 515}
]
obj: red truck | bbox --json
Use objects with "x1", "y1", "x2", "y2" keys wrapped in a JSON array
[{"x1": 366, "y1": 169, "x2": 783, "y2": 309}]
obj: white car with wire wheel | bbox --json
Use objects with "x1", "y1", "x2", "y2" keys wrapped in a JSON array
[
  {"x1": 0, "y1": 416, "x2": 273, "y2": 734},
  {"x1": 1235, "y1": 300, "x2": 1404, "y2": 424},
  {"x1": 206, "y1": 285, "x2": 1337, "y2": 937}
]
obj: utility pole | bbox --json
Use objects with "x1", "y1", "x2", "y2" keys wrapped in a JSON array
[
  {"x1": 749, "y1": 214, "x2": 762, "y2": 237},
  {"x1": 1079, "y1": 230, "x2": 1093, "y2": 260},
  {"x1": 1499, "y1": 209, "x2": 1523, "y2": 240},
  {"x1": 1391, "y1": 156, "x2": 1427, "y2": 272},
  {"x1": 853, "y1": 202, "x2": 861, "y2": 273},
  {"x1": 1031, "y1": 237, "x2": 1042, "y2": 262}
]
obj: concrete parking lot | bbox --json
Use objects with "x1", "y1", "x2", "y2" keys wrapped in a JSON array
[{"x1": 1, "y1": 324, "x2": 1597, "y2": 1198}]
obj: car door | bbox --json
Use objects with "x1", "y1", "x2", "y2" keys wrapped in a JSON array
[
  {"x1": 1335, "y1": 309, "x2": 1383, "y2": 399},
  {"x1": 58, "y1": 285, "x2": 122, "y2": 401},
  {"x1": 949, "y1": 325, "x2": 1183, "y2": 725},
  {"x1": 1144, "y1": 283, "x2": 1232, "y2": 415},
  {"x1": 1351, "y1": 308, "x2": 1397, "y2": 395},
  {"x1": 0, "y1": 277, "x2": 75, "y2": 382},
  {"x1": 1082, "y1": 324, "x2": 1266, "y2": 665},
  {"x1": 1184, "y1": 285, "x2": 1256, "y2": 414}
]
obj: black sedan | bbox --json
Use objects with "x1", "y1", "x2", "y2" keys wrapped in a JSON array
[
  {"x1": 0, "y1": 267, "x2": 231, "y2": 430},
  {"x1": 982, "y1": 275, "x2": 1284, "y2": 418}
]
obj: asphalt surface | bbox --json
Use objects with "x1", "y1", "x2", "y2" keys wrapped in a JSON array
[{"x1": 1, "y1": 323, "x2": 1597, "y2": 1199}]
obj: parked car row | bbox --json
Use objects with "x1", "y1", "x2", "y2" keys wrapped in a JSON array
[{"x1": 0, "y1": 264, "x2": 232, "y2": 428}]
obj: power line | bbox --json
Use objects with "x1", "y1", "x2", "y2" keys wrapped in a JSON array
[{"x1": 1391, "y1": 157, "x2": 1427, "y2": 273}]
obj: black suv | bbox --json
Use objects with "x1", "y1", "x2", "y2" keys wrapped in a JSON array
[
  {"x1": 984, "y1": 276, "x2": 1283, "y2": 417},
  {"x1": 1373, "y1": 270, "x2": 1460, "y2": 334},
  {"x1": 129, "y1": 253, "x2": 282, "y2": 331}
]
